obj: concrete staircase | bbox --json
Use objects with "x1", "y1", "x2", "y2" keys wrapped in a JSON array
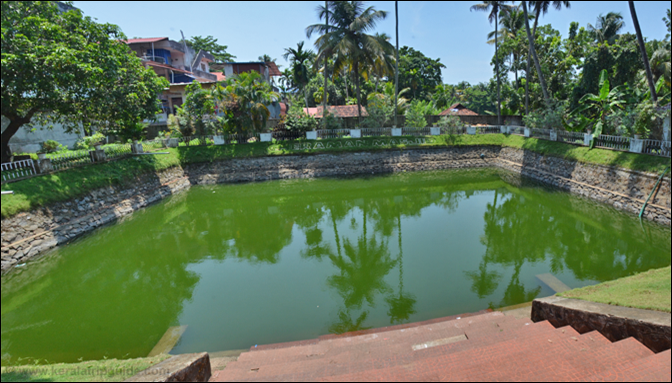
[{"x1": 210, "y1": 312, "x2": 671, "y2": 382}]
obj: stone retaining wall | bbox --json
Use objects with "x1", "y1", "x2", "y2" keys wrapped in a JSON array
[
  {"x1": 2, "y1": 146, "x2": 670, "y2": 273},
  {"x1": 1, "y1": 167, "x2": 189, "y2": 272},
  {"x1": 497, "y1": 147, "x2": 671, "y2": 226},
  {"x1": 183, "y1": 147, "x2": 501, "y2": 185}
]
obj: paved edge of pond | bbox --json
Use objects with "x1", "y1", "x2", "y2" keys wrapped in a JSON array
[
  {"x1": 532, "y1": 296, "x2": 672, "y2": 353},
  {"x1": 124, "y1": 352, "x2": 211, "y2": 383}
]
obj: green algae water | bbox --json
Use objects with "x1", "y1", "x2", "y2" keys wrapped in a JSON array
[{"x1": 1, "y1": 169, "x2": 670, "y2": 365}]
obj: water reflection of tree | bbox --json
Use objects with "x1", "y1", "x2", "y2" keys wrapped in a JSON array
[
  {"x1": 466, "y1": 184, "x2": 671, "y2": 308},
  {"x1": 385, "y1": 215, "x2": 417, "y2": 325}
]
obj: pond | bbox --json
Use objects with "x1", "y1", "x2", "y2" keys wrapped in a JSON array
[{"x1": 1, "y1": 168, "x2": 670, "y2": 365}]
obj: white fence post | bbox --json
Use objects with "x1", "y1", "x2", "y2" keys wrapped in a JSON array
[
  {"x1": 213, "y1": 136, "x2": 225, "y2": 146},
  {"x1": 524, "y1": 128, "x2": 531, "y2": 138},
  {"x1": 584, "y1": 133, "x2": 593, "y2": 146},
  {"x1": 306, "y1": 131, "x2": 317, "y2": 140},
  {"x1": 550, "y1": 130, "x2": 558, "y2": 141},
  {"x1": 392, "y1": 127, "x2": 403, "y2": 137},
  {"x1": 467, "y1": 127, "x2": 477, "y2": 135},
  {"x1": 131, "y1": 141, "x2": 144, "y2": 154},
  {"x1": 629, "y1": 138, "x2": 644, "y2": 153},
  {"x1": 260, "y1": 133, "x2": 272, "y2": 142},
  {"x1": 350, "y1": 129, "x2": 362, "y2": 138},
  {"x1": 36, "y1": 153, "x2": 54, "y2": 173},
  {"x1": 430, "y1": 127, "x2": 441, "y2": 136}
]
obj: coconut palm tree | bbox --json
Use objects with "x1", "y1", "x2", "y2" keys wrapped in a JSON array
[
  {"x1": 471, "y1": 1, "x2": 513, "y2": 127},
  {"x1": 628, "y1": 2, "x2": 657, "y2": 103},
  {"x1": 522, "y1": 1, "x2": 571, "y2": 111},
  {"x1": 307, "y1": 1, "x2": 395, "y2": 126},
  {"x1": 665, "y1": 9, "x2": 671, "y2": 41},
  {"x1": 587, "y1": 12, "x2": 625, "y2": 45},
  {"x1": 487, "y1": 6, "x2": 533, "y2": 87},
  {"x1": 282, "y1": 42, "x2": 315, "y2": 108}
]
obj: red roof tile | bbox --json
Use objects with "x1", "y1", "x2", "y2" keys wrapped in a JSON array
[
  {"x1": 304, "y1": 105, "x2": 368, "y2": 118},
  {"x1": 213, "y1": 72, "x2": 226, "y2": 82},
  {"x1": 439, "y1": 103, "x2": 478, "y2": 116},
  {"x1": 267, "y1": 62, "x2": 282, "y2": 77},
  {"x1": 124, "y1": 37, "x2": 168, "y2": 44}
]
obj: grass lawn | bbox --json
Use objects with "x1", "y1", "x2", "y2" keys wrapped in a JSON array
[
  {"x1": 0, "y1": 355, "x2": 171, "y2": 383},
  {"x1": 2, "y1": 134, "x2": 670, "y2": 220},
  {"x1": 559, "y1": 267, "x2": 671, "y2": 313}
]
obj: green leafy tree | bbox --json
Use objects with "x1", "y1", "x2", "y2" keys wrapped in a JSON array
[
  {"x1": 577, "y1": 69, "x2": 625, "y2": 147},
  {"x1": 397, "y1": 47, "x2": 446, "y2": 102},
  {"x1": 1, "y1": 1, "x2": 167, "y2": 162},
  {"x1": 187, "y1": 35, "x2": 236, "y2": 65},
  {"x1": 180, "y1": 81, "x2": 216, "y2": 137},
  {"x1": 258, "y1": 54, "x2": 277, "y2": 63},
  {"x1": 215, "y1": 71, "x2": 279, "y2": 135},
  {"x1": 307, "y1": 1, "x2": 395, "y2": 125},
  {"x1": 487, "y1": 5, "x2": 533, "y2": 87}
]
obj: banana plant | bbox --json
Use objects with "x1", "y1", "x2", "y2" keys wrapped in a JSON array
[{"x1": 576, "y1": 69, "x2": 626, "y2": 149}]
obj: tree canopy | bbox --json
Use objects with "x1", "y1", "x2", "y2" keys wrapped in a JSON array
[
  {"x1": 187, "y1": 35, "x2": 236, "y2": 64},
  {"x1": 1, "y1": 1, "x2": 167, "y2": 161},
  {"x1": 397, "y1": 46, "x2": 446, "y2": 102}
]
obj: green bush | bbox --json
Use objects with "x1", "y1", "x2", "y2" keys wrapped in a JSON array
[
  {"x1": 405, "y1": 101, "x2": 428, "y2": 129},
  {"x1": 39, "y1": 140, "x2": 66, "y2": 154},
  {"x1": 74, "y1": 133, "x2": 107, "y2": 150},
  {"x1": 523, "y1": 100, "x2": 565, "y2": 131},
  {"x1": 285, "y1": 110, "x2": 318, "y2": 132},
  {"x1": 322, "y1": 111, "x2": 345, "y2": 130},
  {"x1": 435, "y1": 115, "x2": 464, "y2": 129}
]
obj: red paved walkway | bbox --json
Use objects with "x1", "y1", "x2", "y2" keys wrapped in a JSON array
[{"x1": 210, "y1": 312, "x2": 671, "y2": 382}]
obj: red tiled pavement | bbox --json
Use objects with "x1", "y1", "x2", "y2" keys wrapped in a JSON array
[{"x1": 210, "y1": 312, "x2": 671, "y2": 383}]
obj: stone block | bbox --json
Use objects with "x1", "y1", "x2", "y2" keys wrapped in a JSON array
[
  {"x1": 500, "y1": 126, "x2": 507, "y2": 134},
  {"x1": 629, "y1": 138, "x2": 644, "y2": 153},
  {"x1": 89, "y1": 149, "x2": 107, "y2": 163},
  {"x1": 131, "y1": 142, "x2": 144, "y2": 154},
  {"x1": 550, "y1": 131, "x2": 558, "y2": 141},
  {"x1": 125, "y1": 353, "x2": 211, "y2": 382},
  {"x1": 213, "y1": 136, "x2": 225, "y2": 146}
]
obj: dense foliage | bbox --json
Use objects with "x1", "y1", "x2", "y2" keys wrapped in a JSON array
[{"x1": 1, "y1": 1, "x2": 168, "y2": 162}]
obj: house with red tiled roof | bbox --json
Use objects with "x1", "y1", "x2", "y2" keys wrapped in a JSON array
[
  {"x1": 439, "y1": 103, "x2": 479, "y2": 116},
  {"x1": 303, "y1": 105, "x2": 368, "y2": 118}
]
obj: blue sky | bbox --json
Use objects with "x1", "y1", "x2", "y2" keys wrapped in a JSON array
[{"x1": 73, "y1": 1, "x2": 670, "y2": 85}]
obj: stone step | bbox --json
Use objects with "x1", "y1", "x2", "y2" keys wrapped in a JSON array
[
  {"x1": 317, "y1": 329, "x2": 650, "y2": 382},
  {"x1": 235, "y1": 312, "x2": 509, "y2": 366},
  {"x1": 229, "y1": 314, "x2": 528, "y2": 373},
  {"x1": 584, "y1": 349, "x2": 671, "y2": 382},
  {"x1": 215, "y1": 321, "x2": 560, "y2": 382}
]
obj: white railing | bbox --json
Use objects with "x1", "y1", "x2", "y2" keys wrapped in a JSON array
[
  {"x1": 1, "y1": 159, "x2": 36, "y2": 182},
  {"x1": 594, "y1": 135, "x2": 630, "y2": 151},
  {"x1": 3, "y1": 126, "x2": 670, "y2": 183},
  {"x1": 557, "y1": 131, "x2": 585, "y2": 144},
  {"x1": 48, "y1": 150, "x2": 92, "y2": 171}
]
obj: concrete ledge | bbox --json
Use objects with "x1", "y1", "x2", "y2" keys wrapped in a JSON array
[
  {"x1": 532, "y1": 296, "x2": 671, "y2": 353},
  {"x1": 125, "y1": 353, "x2": 211, "y2": 382}
]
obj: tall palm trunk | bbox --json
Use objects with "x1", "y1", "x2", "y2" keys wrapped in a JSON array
[
  {"x1": 304, "y1": 87, "x2": 310, "y2": 109},
  {"x1": 522, "y1": 1, "x2": 550, "y2": 106},
  {"x1": 323, "y1": 0, "x2": 329, "y2": 126},
  {"x1": 495, "y1": 9, "x2": 501, "y2": 126},
  {"x1": 394, "y1": 0, "x2": 400, "y2": 127},
  {"x1": 354, "y1": 61, "x2": 363, "y2": 126},
  {"x1": 525, "y1": 6, "x2": 541, "y2": 114},
  {"x1": 629, "y1": 1, "x2": 658, "y2": 103}
]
